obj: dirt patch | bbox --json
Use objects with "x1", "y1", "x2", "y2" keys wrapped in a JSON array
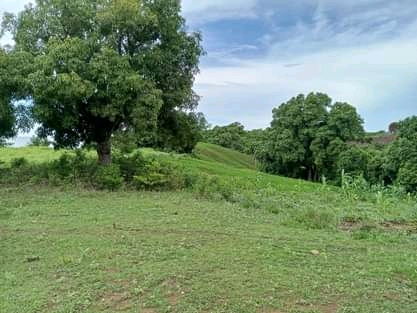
[
  {"x1": 383, "y1": 291, "x2": 402, "y2": 301},
  {"x1": 338, "y1": 219, "x2": 417, "y2": 234},
  {"x1": 99, "y1": 291, "x2": 132, "y2": 311},
  {"x1": 293, "y1": 302, "x2": 339, "y2": 313},
  {"x1": 259, "y1": 307, "x2": 285, "y2": 313},
  {"x1": 168, "y1": 294, "x2": 179, "y2": 307},
  {"x1": 105, "y1": 267, "x2": 121, "y2": 273},
  {"x1": 160, "y1": 276, "x2": 184, "y2": 310},
  {"x1": 282, "y1": 296, "x2": 340, "y2": 313},
  {"x1": 315, "y1": 302, "x2": 339, "y2": 313},
  {"x1": 379, "y1": 221, "x2": 417, "y2": 233},
  {"x1": 338, "y1": 220, "x2": 362, "y2": 232}
]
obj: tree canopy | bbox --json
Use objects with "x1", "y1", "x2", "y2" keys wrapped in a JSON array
[
  {"x1": 203, "y1": 122, "x2": 246, "y2": 152},
  {"x1": 385, "y1": 116, "x2": 417, "y2": 191},
  {"x1": 261, "y1": 92, "x2": 365, "y2": 181},
  {"x1": 1, "y1": 0, "x2": 203, "y2": 163},
  {"x1": 0, "y1": 48, "x2": 33, "y2": 145}
]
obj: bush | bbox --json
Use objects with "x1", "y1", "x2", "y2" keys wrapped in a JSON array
[
  {"x1": 29, "y1": 136, "x2": 50, "y2": 147},
  {"x1": 292, "y1": 208, "x2": 338, "y2": 230},
  {"x1": 397, "y1": 162, "x2": 417, "y2": 193},
  {"x1": 10, "y1": 157, "x2": 29, "y2": 168},
  {"x1": 191, "y1": 173, "x2": 239, "y2": 202},
  {"x1": 132, "y1": 156, "x2": 185, "y2": 191},
  {"x1": 113, "y1": 151, "x2": 145, "y2": 183},
  {"x1": 94, "y1": 164, "x2": 123, "y2": 191},
  {"x1": 50, "y1": 150, "x2": 98, "y2": 183}
]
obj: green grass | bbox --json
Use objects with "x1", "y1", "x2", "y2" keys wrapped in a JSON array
[
  {"x1": 0, "y1": 142, "x2": 256, "y2": 169},
  {"x1": 193, "y1": 142, "x2": 257, "y2": 170},
  {"x1": 1, "y1": 144, "x2": 417, "y2": 312},
  {"x1": 1, "y1": 188, "x2": 417, "y2": 313},
  {"x1": 0, "y1": 146, "x2": 67, "y2": 164}
]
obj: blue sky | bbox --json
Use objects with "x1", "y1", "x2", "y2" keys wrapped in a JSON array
[{"x1": 2, "y1": 0, "x2": 417, "y2": 131}]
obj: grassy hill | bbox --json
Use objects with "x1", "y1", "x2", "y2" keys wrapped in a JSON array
[
  {"x1": 193, "y1": 142, "x2": 257, "y2": 170},
  {"x1": 1, "y1": 144, "x2": 417, "y2": 312}
]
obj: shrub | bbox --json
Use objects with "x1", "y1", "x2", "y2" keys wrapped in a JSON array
[
  {"x1": 51, "y1": 153, "x2": 73, "y2": 178},
  {"x1": 132, "y1": 156, "x2": 185, "y2": 191},
  {"x1": 50, "y1": 150, "x2": 98, "y2": 183},
  {"x1": 10, "y1": 157, "x2": 29, "y2": 168},
  {"x1": 397, "y1": 162, "x2": 417, "y2": 193},
  {"x1": 292, "y1": 207, "x2": 338, "y2": 230},
  {"x1": 113, "y1": 151, "x2": 145, "y2": 183},
  {"x1": 29, "y1": 136, "x2": 50, "y2": 147},
  {"x1": 94, "y1": 164, "x2": 123, "y2": 191}
]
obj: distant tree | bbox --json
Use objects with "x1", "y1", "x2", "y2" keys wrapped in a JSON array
[
  {"x1": 386, "y1": 116, "x2": 417, "y2": 191},
  {"x1": 388, "y1": 122, "x2": 399, "y2": 134},
  {"x1": 204, "y1": 122, "x2": 246, "y2": 152},
  {"x1": 2, "y1": 0, "x2": 203, "y2": 164},
  {"x1": 29, "y1": 135, "x2": 50, "y2": 147},
  {"x1": 311, "y1": 102, "x2": 365, "y2": 179},
  {"x1": 365, "y1": 147, "x2": 392, "y2": 185},
  {"x1": 336, "y1": 146, "x2": 369, "y2": 179},
  {"x1": 264, "y1": 92, "x2": 364, "y2": 181},
  {"x1": 0, "y1": 48, "x2": 33, "y2": 146},
  {"x1": 241, "y1": 128, "x2": 268, "y2": 155}
]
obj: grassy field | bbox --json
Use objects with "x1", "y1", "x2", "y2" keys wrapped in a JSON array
[
  {"x1": 0, "y1": 146, "x2": 68, "y2": 164},
  {"x1": 1, "y1": 144, "x2": 417, "y2": 312}
]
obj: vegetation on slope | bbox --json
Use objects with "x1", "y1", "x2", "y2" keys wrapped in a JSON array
[{"x1": 193, "y1": 142, "x2": 256, "y2": 170}]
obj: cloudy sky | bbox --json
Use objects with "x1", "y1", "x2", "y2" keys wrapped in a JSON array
[{"x1": 2, "y1": 0, "x2": 417, "y2": 131}]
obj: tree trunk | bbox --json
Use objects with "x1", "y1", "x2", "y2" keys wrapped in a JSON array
[
  {"x1": 97, "y1": 139, "x2": 112, "y2": 165},
  {"x1": 307, "y1": 167, "x2": 313, "y2": 181}
]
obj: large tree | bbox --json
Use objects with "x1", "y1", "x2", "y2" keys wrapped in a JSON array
[
  {"x1": 0, "y1": 48, "x2": 33, "y2": 145},
  {"x1": 385, "y1": 116, "x2": 417, "y2": 192},
  {"x1": 264, "y1": 92, "x2": 364, "y2": 181},
  {"x1": 2, "y1": 0, "x2": 203, "y2": 164}
]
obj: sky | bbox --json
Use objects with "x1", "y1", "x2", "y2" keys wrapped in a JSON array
[{"x1": 2, "y1": 0, "x2": 417, "y2": 132}]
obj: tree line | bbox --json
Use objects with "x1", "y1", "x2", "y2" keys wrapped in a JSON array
[{"x1": 203, "y1": 92, "x2": 417, "y2": 193}]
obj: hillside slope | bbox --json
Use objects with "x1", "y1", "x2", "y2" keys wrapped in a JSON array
[{"x1": 193, "y1": 142, "x2": 256, "y2": 170}]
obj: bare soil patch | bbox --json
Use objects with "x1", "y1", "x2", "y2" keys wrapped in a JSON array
[
  {"x1": 338, "y1": 219, "x2": 417, "y2": 234},
  {"x1": 99, "y1": 291, "x2": 132, "y2": 311}
]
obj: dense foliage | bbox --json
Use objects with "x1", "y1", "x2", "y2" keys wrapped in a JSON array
[
  {"x1": 1, "y1": 0, "x2": 203, "y2": 163},
  {"x1": 203, "y1": 93, "x2": 417, "y2": 192},
  {"x1": 0, "y1": 48, "x2": 33, "y2": 145},
  {"x1": 261, "y1": 92, "x2": 365, "y2": 181}
]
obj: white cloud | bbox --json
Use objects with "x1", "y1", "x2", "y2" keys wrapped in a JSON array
[
  {"x1": 193, "y1": 0, "x2": 417, "y2": 130},
  {"x1": 181, "y1": 0, "x2": 258, "y2": 25}
]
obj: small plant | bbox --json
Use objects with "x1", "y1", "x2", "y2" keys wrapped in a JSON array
[
  {"x1": 94, "y1": 164, "x2": 123, "y2": 191},
  {"x1": 10, "y1": 157, "x2": 29, "y2": 168},
  {"x1": 292, "y1": 207, "x2": 338, "y2": 230},
  {"x1": 132, "y1": 156, "x2": 186, "y2": 191},
  {"x1": 341, "y1": 170, "x2": 370, "y2": 201},
  {"x1": 28, "y1": 136, "x2": 50, "y2": 147},
  {"x1": 114, "y1": 151, "x2": 145, "y2": 183}
]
